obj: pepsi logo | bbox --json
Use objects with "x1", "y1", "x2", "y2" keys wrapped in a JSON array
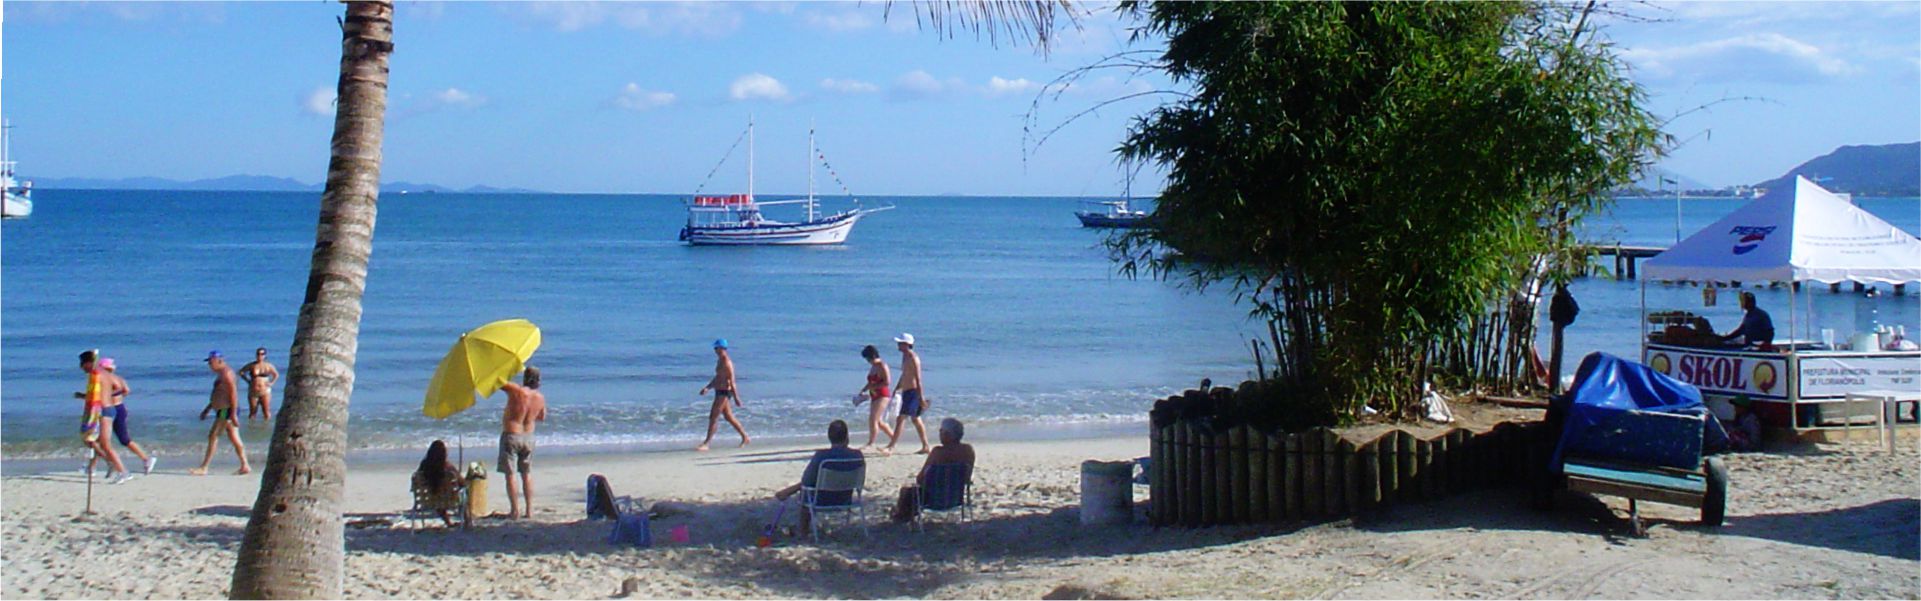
[{"x1": 1729, "y1": 225, "x2": 1776, "y2": 255}]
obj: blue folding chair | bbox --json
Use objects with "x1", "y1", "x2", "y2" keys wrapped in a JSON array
[
  {"x1": 801, "y1": 458, "x2": 867, "y2": 541},
  {"x1": 915, "y1": 463, "x2": 973, "y2": 531}
]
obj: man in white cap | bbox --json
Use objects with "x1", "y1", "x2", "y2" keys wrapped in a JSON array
[{"x1": 885, "y1": 333, "x2": 932, "y2": 454}]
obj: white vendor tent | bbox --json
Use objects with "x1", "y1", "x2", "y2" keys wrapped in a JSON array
[{"x1": 1642, "y1": 176, "x2": 1921, "y2": 284}]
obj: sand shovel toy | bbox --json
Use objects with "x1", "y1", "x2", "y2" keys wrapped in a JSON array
[{"x1": 757, "y1": 499, "x2": 790, "y2": 547}]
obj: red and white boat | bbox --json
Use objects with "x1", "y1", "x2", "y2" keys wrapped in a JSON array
[{"x1": 680, "y1": 119, "x2": 890, "y2": 246}]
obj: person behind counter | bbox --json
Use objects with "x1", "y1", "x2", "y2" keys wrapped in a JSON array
[{"x1": 1721, "y1": 292, "x2": 1775, "y2": 350}]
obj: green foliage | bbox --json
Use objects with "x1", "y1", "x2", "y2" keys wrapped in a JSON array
[{"x1": 1113, "y1": 1, "x2": 1664, "y2": 425}]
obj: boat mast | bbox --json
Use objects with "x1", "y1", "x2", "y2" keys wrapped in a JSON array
[
  {"x1": 807, "y1": 120, "x2": 817, "y2": 222},
  {"x1": 747, "y1": 115, "x2": 755, "y2": 203}
]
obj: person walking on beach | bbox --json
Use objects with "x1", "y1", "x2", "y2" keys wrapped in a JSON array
[
  {"x1": 696, "y1": 339, "x2": 750, "y2": 451},
  {"x1": 238, "y1": 347, "x2": 280, "y2": 421},
  {"x1": 499, "y1": 366, "x2": 546, "y2": 519},
  {"x1": 191, "y1": 351, "x2": 251, "y2": 476},
  {"x1": 76, "y1": 349, "x2": 131, "y2": 482},
  {"x1": 101, "y1": 358, "x2": 158, "y2": 475},
  {"x1": 856, "y1": 345, "x2": 896, "y2": 451},
  {"x1": 884, "y1": 333, "x2": 932, "y2": 455}
]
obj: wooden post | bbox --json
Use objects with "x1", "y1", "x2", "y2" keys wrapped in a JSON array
[
  {"x1": 1230, "y1": 426, "x2": 1250, "y2": 524},
  {"x1": 1360, "y1": 437, "x2": 1383, "y2": 510},
  {"x1": 1148, "y1": 425, "x2": 1163, "y2": 525},
  {"x1": 1450, "y1": 430, "x2": 1468, "y2": 492},
  {"x1": 1434, "y1": 432, "x2": 1452, "y2": 495},
  {"x1": 1397, "y1": 431, "x2": 1418, "y2": 502},
  {"x1": 1266, "y1": 433, "x2": 1286, "y2": 522},
  {"x1": 1283, "y1": 433, "x2": 1301, "y2": 520},
  {"x1": 1214, "y1": 428, "x2": 1232, "y2": 524},
  {"x1": 1248, "y1": 428, "x2": 1269, "y2": 522},
  {"x1": 1178, "y1": 423, "x2": 1198, "y2": 527},
  {"x1": 1199, "y1": 426, "x2": 1217, "y2": 526},
  {"x1": 1323, "y1": 430, "x2": 1344, "y2": 517},
  {"x1": 1302, "y1": 431, "x2": 1323, "y2": 517},
  {"x1": 1342, "y1": 438, "x2": 1365, "y2": 515},
  {"x1": 1416, "y1": 436, "x2": 1434, "y2": 500},
  {"x1": 1379, "y1": 431, "x2": 1400, "y2": 502}
]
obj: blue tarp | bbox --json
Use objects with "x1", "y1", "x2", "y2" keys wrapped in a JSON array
[{"x1": 1552, "y1": 352, "x2": 1729, "y2": 471}]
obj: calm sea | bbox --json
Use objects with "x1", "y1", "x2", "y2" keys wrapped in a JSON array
[{"x1": 3, "y1": 191, "x2": 1916, "y2": 467}]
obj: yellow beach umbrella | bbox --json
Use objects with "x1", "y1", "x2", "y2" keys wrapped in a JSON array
[{"x1": 423, "y1": 319, "x2": 542, "y2": 419}]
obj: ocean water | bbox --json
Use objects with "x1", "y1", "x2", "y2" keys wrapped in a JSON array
[
  {"x1": 1, "y1": 189, "x2": 1255, "y2": 463},
  {"x1": 3, "y1": 191, "x2": 1916, "y2": 466}
]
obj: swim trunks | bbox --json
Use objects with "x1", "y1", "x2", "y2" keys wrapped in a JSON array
[
  {"x1": 212, "y1": 408, "x2": 234, "y2": 423},
  {"x1": 498, "y1": 432, "x2": 534, "y2": 475},
  {"x1": 103, "y1": 403, "x2": 133, "y2": 445},
  {"x1": 898, "y1": 388, "x2": 925, "y2": 417}
]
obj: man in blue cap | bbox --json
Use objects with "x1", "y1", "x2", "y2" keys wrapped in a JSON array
[
  {"x1": 191, "y1": 350, "x2": 251, "y2": 475},
  {"x1": 696, "y1": 339, "x2": 750, "y2": 451}
]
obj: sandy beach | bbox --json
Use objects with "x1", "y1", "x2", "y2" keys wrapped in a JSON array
[{"x1": 3, "y1": 425, "x2": 1916, "y2": 600}]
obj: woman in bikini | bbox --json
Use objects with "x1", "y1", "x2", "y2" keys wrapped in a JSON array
[{"x1": 856, "y1": 345, "x2": 896, "y2": 452}]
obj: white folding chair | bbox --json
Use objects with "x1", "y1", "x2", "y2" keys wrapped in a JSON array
[{"x1": 801, "y1": 458, "x2": 867, "y2": 541}]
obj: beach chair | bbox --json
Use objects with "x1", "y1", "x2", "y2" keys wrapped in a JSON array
[
  {"x1": 801, "y1": 458, "x2": 867, "y2": 541},
  {"x1": 913, "y1": 463, "x2": 973, "y2": 531},
  {"x1": 407, "y1": 473, "x2": 469, "y2": 530}
]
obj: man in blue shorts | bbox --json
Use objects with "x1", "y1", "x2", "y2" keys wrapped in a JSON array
[{"x1": 885, "y1": 333, "x2": 932, "y2": 455}]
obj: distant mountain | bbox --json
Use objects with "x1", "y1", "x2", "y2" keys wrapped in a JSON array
[
  {"x1": 1622, "y1": 167, "x2": 1715, "y2": 194},
  {"x1": 26, "y1": 174, "x2": 543, "y2": 194},
  {"x1": 1753, "y1": 142, "x2": 1920, "y2": 197}
]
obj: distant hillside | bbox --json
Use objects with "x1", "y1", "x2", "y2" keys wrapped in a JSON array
[
  {"x1": 26, "y1": 174, "x2": 542, "y2": 194},
  {"x1": 1617, "y1": 166, "x2": 1716, "y2": 195},
  {"x1": 1753, "y1": 142, "x2": 1920, "y2": 197}
]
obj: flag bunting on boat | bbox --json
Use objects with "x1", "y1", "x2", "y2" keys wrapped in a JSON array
[
  {"x1": 812, "y1": 128, "x2": 854, "y2": 197},
  {"x1": 692, "y1": 124, "x2": 753, "y2": 198}
]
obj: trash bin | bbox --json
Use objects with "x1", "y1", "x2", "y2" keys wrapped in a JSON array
[{"x1": 1080, "y1": 460, "x2": 1133, "y2": 525}]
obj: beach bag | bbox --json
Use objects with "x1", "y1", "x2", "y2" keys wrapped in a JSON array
[
  {"x1": 608, "y1": 509, "x2": 651, "y2": 547},
  {"x1": 586, "y1": 474, "x2": 618, "y2": 520}
]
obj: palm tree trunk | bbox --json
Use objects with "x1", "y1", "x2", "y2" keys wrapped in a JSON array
[{"x1": 229, "y1": 2, "x2": 391, "y2": 598}]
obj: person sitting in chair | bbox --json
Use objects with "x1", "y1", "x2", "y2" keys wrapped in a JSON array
[
  {"x1": 774, "y1": 420, "x2": 864, "y2": 534},
  {"x1": 1721, "y1": 292, "x2": 1776, "y2": 350},
  {"x1": 892, "y1": 418, "x2": 976, "y2": 522},
  {"x1": 412, "y1": 439, "x2": 464, "y2": 527}
]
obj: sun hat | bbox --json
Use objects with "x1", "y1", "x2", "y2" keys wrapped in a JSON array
[
  {"x1": 894, "y1": 333, "x2": 915, "y2": 345},
  {"x1": 713, "y1": 339, "x2": 729, "y2": 350},
  {"x1": 100, "y1": 358, "x2": 116, "y2": 370},
  {"x1": 205, "y1": 350, "x2": 224, "y2": 362}
]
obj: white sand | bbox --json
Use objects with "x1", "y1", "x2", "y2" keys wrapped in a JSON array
[{"x1": 3, "y1": 432, "x2": 1916, "y2": 599}]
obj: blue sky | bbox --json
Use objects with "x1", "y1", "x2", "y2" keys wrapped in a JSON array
[{"x1": 2, "y1": 1, "x2": 1917, "y2": 195}]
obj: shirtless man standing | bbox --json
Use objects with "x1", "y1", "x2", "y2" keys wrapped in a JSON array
[
  {"x1": 192, "y1": 351, "x2": 251, "y2": 475},
  {"x1": 239, "y1": 347, "x2": 280, "y2": 421},
  {"x1": 885, "y1": 333, "x2": 932, "y2": 454},
  {"x1": 77, "y1": 349, "x2": 130, "y2": 481},
  {"x1": 498, "y1": 366, "x2": 546, "y2": 519},
  {"x1": 695, "y1": 339, "x2": 750, "y2": 451}
]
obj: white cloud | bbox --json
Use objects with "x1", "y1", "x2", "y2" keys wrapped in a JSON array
[
  {"x1": 729, "y1": 73, "x2": 792, "y2": 102},
  {"x1": 430, "y1": 87, "x2": 487, "y2": 109},
  {"x1": 509, "y1": 2, "x2": 740, "y2": 36},
  {"x1": 819, "y1": 78, "x2": 880, "y2": 94},
  {"x1": 1622, "y1": 33, "x2": 1862, "y2": 83},
  {"x1": 802, "y1": 9, "x2": 877, "y2": 32},
  {"x1": 985, "y1": 76, "x2": 1040, "y2": 97},
  {"x1": 301, "y1": 87, "x2": 336, "y2": 116},
  {"x1": 613, "y1": 83, "x2": 677, "y2": 111},
  {"x1": 891, "y1": 70, "x2": 969, "y2": 100}
]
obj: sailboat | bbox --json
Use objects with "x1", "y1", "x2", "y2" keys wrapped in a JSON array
[
  {"x1": 2, "y1": 119, "x2": 32, "y2": 219},
  {"x1": 1075, "y1": 173, "x2": 1149, "y2": 229},
  {"x1": 679, "y1": 119, "x2": 891, "y2": 246}
]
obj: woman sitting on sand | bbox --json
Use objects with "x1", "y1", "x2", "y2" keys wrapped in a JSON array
[
  {"x1": 855, "y1": 345, "x2": 896, "y2": 451},
  {"x1": 411, "y1": 440, "x2": 464, "y2": 527},
  {"x1": 891, "y1": 418, "x2": 975, "y2": 522}
]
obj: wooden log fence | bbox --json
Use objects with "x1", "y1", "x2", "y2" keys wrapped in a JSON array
[{"x1": 1148, "y1": 420, "x2": 1551, "y2": 527}]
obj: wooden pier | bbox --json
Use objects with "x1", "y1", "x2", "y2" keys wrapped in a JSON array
[
  {"x1": 1579, "y1": 243, "x2": 1908, "y2": 295},
  {"x1": 1583, "y1": 244, "x2": 1665, "y2": 280}
]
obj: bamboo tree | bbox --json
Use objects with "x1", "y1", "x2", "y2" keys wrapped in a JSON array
[{"x1": 229, "y1": 2, "x2": 391, "y2": 598}]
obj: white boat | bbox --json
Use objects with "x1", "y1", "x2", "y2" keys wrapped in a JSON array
[
  {"x1": 679, "y1": 119, "x2": 890, "y2": 246},
  {"x1": 1075, "y1": 199, "x2": 1150, "y2": 228},
  {"x1": 2, "y1": 119, "x2": 31, "y2": 219}
]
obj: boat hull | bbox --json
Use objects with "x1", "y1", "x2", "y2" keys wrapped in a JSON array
[
  {"x1": 681, "y1": 213, "x2": 861, "y2": 245},
  {"x1": 2, "y1": 192, "x2": 30, "y2": 219},
  {"x1": 1075, "y1": 212, "x2": 1150, "y2": 229}
]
